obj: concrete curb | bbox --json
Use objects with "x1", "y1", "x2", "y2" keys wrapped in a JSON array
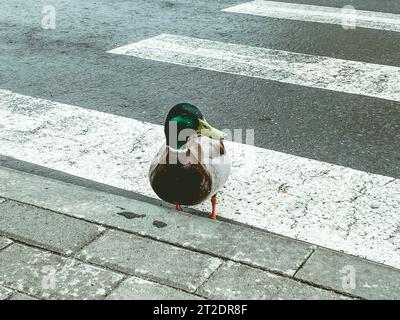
[{"x1": 0, "y1": 166, "x2": 399, "y2": 299}]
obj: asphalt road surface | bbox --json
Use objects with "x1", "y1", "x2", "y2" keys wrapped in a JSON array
[{"x1": 1, "y1": 0, "x2": 399, "y2": 178}]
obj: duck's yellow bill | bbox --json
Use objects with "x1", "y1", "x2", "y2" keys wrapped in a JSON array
[{"x1": 198, "y1": 119, "x2": 227, "y2": 140}]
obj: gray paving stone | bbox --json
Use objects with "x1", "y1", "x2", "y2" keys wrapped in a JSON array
[
  {"x1": 0, "y1": 285, "x2": 37, "y2": 300},
  {"x1": 197, "y1": 261, "x2": 349, "y2": 300},
  {"x1": 106, "y1": 276, "x2": 202, "y2": 300},
  {"x1": 295, "y1": 248, "x2": 400, "y2": 300},
  {"x1": 0, "y1": 236, "x2": 12, "y2": 251},
  {"x1": 0, "y1": 200, "x2": 104, "y2": 255},
  {"x1": 0, "y1": 167, "x2": 313, "y2": 276},
  {"x1": 0, "y1": 286, "x2": 12, "y2": 300},
  {"x1": 9, "y1": 292, "x2": 38, "y2": 300},
  {"x1": 79, "y1": 230, "x2": 222, "y2": 292},
  {"x1": 0, "y1": 243, "x2": 124, "y2": 300}
]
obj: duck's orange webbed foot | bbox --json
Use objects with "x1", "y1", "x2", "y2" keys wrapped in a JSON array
[
  {"x1": 211, "y1": 194, "x2": 217, "y2": 220},
  {"x1": 175, "y1": 204, "x2": 183, "y2": 211}
]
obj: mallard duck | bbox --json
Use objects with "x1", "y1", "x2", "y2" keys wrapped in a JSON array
[{"x1": 149, "y1": 103, "x2": 231, "y2": 219}]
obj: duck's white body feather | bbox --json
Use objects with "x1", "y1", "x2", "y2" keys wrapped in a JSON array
[{"x1": 191, "y1": 135, "x2": 231, "y2": 197}]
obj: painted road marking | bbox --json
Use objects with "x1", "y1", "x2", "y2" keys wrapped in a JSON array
[
  {"x1": 108, "y1": 34, "x2": 400, "y2": 103},
  {"x1": 0, "y1": 89, "x2": 399, "y2": 268},
  {"x1": 222, "y1": 1, "x2": 400, "y2": 32}
]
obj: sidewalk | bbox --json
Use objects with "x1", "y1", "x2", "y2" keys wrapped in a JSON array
[{"x1": 0, "y1": 166, "x2": 399, "y2": 300}]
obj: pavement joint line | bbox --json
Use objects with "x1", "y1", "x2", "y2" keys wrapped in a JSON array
[
  {"x1": 72, "y1": 227, "x2": 108, "y2": 258},
  {"x1": 291, "y1": 276, "x2": 364, "y2": 300},
  {"x1": 1, "y1": 288, "x2": 13, "y2": 301},
  {"x1": 194, "y1": 261, "x2": 225, "y2": 296},
  {"x1": 0, "y1": 238, "x2": 13, "y2": 253},
  {"x1": 293, "y1": 248, "x2": 316, "y2": 278},
  {"x1": 1, "y1": 223, "x2": 359, "y2": 299},
  {"x1": 1, "y1": 282, "x2": 42, "y2": 301},
  {"x1": 101, "y1": 274, "x2": 129, "y2": 301}
]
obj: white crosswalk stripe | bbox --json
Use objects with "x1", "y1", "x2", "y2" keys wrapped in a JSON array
[
  {"x1": 222, "y1": 0, "x2": 400, "y2": 32},
  {"x1": 108, "y1": 34, "x2": 400, "y2": 102},
  {"x1": 0, "y1": 89, "x2": 399, "y2": 269}
]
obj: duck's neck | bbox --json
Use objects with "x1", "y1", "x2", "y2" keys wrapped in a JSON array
[
  {"x1": 167, "y1": 143, "x2": 188, "y2": 152},
  {"x1": 166, "y1": 135, "x2": 187, "y2": 150},
  {"x1": 164, "y1": 116, "x2": 196, "y2": 150}
]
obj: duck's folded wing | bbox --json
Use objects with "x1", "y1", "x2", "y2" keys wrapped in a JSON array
[{"x1": 149, "y1": 143, "x2": 168, "y2": 177}]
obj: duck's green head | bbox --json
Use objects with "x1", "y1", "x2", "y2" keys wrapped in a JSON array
[{"x1": 165, "y1": 103, "x2": 226, "y2": 149}]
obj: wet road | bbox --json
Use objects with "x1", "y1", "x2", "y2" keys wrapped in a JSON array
[{"x1": 0, "y1": 0, "x2": 399, "y2": 179}]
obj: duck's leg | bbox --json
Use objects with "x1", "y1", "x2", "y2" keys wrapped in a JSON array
[
  {"x1": 211, "y1": 194, "x2": 217, "y2": 220},
  {"x1": 175, "y1": 203, "x2": 183, "y2": 211}
]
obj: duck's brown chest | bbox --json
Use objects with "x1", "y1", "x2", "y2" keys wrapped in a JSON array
[{"x1": 150, "y1": 161, "x2": 212, "y2": 206}]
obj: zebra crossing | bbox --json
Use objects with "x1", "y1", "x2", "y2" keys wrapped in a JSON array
[
  {"x1": 108, "y1": 33, "x2": 400, "y2": 102},
  {"x1": 222, "y1": 1, "x2": 400, "y2": 32},
  {"x1": 0, "y1": 1, "x2": 399, "y2": 269}
]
